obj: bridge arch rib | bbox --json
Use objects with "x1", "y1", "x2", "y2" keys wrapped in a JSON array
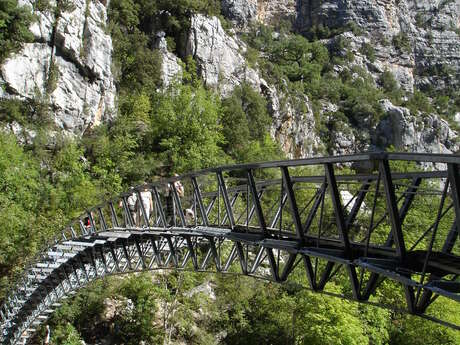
[{"x1": 2, "y1": 152, "x2": 460, "y2": 344}]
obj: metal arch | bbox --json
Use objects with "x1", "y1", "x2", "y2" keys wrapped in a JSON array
[{"x1": 2, "y1": 153, "x2": 460, "y2": 344}]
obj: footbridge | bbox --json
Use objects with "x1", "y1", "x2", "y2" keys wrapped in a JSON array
[{"x1": 2, "y1": 153, "x2": 460, "y2": 344}]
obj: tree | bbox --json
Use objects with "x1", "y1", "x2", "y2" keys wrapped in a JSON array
[
  {"x1": 149, "y1": 83, "x2": 226, "y2": 173},
  {"x1": 0, "y1": 132, "x2": 41, "y2": 296}
]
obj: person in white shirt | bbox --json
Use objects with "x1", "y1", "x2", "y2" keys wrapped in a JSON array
[
  {"x1": 173, "y1": 174, "x2": 184, "y2": 197},
  {"x1": 118, "y1": 188, "x2": 138, "y2": 226},
  {"x1": 140, "y1": 185, "x2": 153, "y2": 225},
  {"x1": 44, "y1": 325, "x2": 50, "y2": 344}
]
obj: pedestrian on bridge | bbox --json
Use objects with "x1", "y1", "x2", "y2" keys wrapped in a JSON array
[
  {"x1": 44, "y1": 325, "x2": 50, "y2": 344},
  {"x1": 140, "y1": 185, "x2": 153, "y2": 226}
]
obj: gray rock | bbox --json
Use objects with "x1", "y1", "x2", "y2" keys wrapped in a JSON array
[
  {"x1": 296, "y1": 0, "x2": 460, "y2": 92},
  {"x1": 341, "y1": 190, "x2": 367, "y2": 212},
  {"x1": 221, "y1": 0, "x2": 296, "y2": 27},
  {"x1": 154, "y1": 34, "x2": 183, "y2": 87},
  {"x1": 256, "y1": 0, "x2": 297, "y2": 26},
  {"x1": 375, "y1": 99, "x2": 458, "y2": 154},
  {"x1": 263, "y1": 81, "x2": 319, "y2": 158},
  {"x1": 185, "y1": 281, "x2": 216, "y2": 301},
  {"x1": 2, "y1": 122, "x2": 36, "y2": 145},
  {"x1": 1, "y1": 0, "x2": 116, "y2": 135},
  {"x1": 102, "y1": 297, "x2": 134, "y2": 321},
  {"x1": 2, "y1": 43, "x2": 51, "y2": 98},
  {"x1": 221, "y1": 0, "x2": 257, "y2": 27},
  {"x1": 18, "y1": 0, "x2": 56, "y2": 42},
  {"x1": 455, "y1": 112, "x2": 460, "y2": 126},
  {"x1": 186, "y1": 14, "x2": 321, "y2": 158},
  {"x1": 186, "y1": 14, "x2": 261, "y2": 96}
]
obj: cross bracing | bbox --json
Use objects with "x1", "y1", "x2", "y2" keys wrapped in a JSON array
[{"x1": 2, "y1": 152, "x2": 460, "y2": 344}]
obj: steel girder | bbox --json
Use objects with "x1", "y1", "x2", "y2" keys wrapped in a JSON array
[{"x1": 2, "y1": 152, "x2": 460, "y2": 344}]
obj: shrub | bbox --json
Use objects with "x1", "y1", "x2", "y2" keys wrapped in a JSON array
[
  {"x1": 379, "y1": 69, "x2": 403, "y2": 103},
  {"x1": 392, "y1": 32, "x2": 411, "y2": 53},
  {"x1": 360, "y1": 42, "x2": 376, "y2": 62},
  {"x1": 46, "y1": 59, "x2": 60, "y2": 94},
  {"x1": 0, "y1": 0, "x2": 34, "y2": 63}
]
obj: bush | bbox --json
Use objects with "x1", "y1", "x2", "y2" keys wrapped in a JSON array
[
  {"x1": 360, "y1": 42, "x2": 376, "y2": 62},
  {"x1": 392, "y1": 32, "x2": 411, "y2": 53},
  {"x1": 148, "y1": 83, "x2": 226, "y2": 172},
  {"x1": 46, "y1": 59, "x2": 60, "y2": 94},
  {"x1": 221, "y1": 83, "x2": 271, "y2": 156},
  {"x1": 405, "y1": 90, "x2": 434, "y2": 114},
  {"x1": 379, "y1": 69, "x2": 403, "y2": 103},
  {"x1": 0, "y1": 0, "x2": 34, "y2": 63}
]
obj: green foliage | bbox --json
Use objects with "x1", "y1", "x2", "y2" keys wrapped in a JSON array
[
  {"x1": 212, "y1": 275, "x2": 389, "y2": 345},
  {"x1": 346, "y1": 21, "x2": 363, "y2": 36},
  {"x1": 221, "y1": 83, "x2": 282, "y2": 163},
  {"x1": 271, "y1": 36, "x2": 329, "y2": 85},
  {"x1": 405, "y1": 90, "x2": 434, "y2": 115},
  {"x1": 305, "y1": 21, "x2": 362, "y2": 40},
  {"x1": 0, "y1": 98, "x2": 33, "y2": 125},
  {"x1": 360, "y1": 42, "x2": 376, "y2": 62},
  {"x1": 46, "y1": 59, "x2": 60, "y2": 94},
  {"x1": 3, "y1": 3, "x2": 460, "y2": 345},
  {"x1": 149, "y1": 83, "x2": 226, "y2": 172},
  {"x1": 379, "y1": 69, "x2": 403, "y2": 103},
  {"x1": 0, "y1": 132, "x2": 40, "y2": 275},
  {"x1": 108, "y1": 0, "x2": 162, "y2": 93},
  {"x1": 0, "y1": 0, "x2": 34, "y2": 63},
  {"x1": 392, "y1": 32, "x2": 411, "y2": 53},
  {"x1": 34, "y1": 0, "x2": 52, "y2": 12},
  {"x1": 51, "y1": 323, "x2": 84, "y2": 345}
]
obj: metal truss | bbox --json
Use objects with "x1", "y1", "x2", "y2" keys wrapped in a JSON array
[{"x1": 2, "y1": 152, "x2": 460, "y2": 344}]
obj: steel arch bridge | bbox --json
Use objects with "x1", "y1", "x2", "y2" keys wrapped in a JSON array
[{"x1": 2, "y1": 152, "x2": 460, "y2": 344}]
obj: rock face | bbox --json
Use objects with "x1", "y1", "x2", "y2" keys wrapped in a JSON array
[
  {"x1": 263, "y1": 83, "x2": 319, "y2": 158},
  {"x1": 154, "y1": 32, "x2": 183, "y2": 87},
  {"x1": 256, "y1": 0, "x2": 297, "y2": 26},
  {"x1": 375, "y1": 99, "x2": 458, "y2": 154},
  {"x1": 1, "y1": 0, "x2": 116, "y2": 134},
  {"x1": 101, "y1": 297, "x2": 134, "y2": 322},
  {"x1": 221, "y1": 0, "x2": 257, "y2": 27},
  {"x1": 221, "y1": 0, "x2": 296, "y2": 27},
  {"x1": 296, "y1": 0, "x2": 460, "y2": 92},
  {"x1": 321, "y1": 98, "x2": 458, "y2": 156},
  {"x1": 187, "y1": 14, "x2": 320, "y2": 158},
  {"x1": 186, "y1": 14, "x2": 261, "y2": 96}
]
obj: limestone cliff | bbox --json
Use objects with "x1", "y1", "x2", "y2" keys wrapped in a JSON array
[
  {"x1": 296, "y1": 0, "x2": 460, "y2": 93},
  {"x1": 0, "y1": 0, "x2": 116, "y2": 134},
  {"x1": 1, "y1": 0, "x2": 459, "y2": 158}
]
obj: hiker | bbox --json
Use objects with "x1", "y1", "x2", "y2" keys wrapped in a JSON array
[
  {"x1": 44, "y1": 325, "x2": 50, "y2": 344},
  {"x1": 118, "y1": 188, "x2": 138, "y2": 227},
  {"x1": 83, "y1": 212, "x2": 95, "y2": 232},
  {"x1": 139, "y1": 184, "x2": 153, "y2": 226},
  {"x1": 127, "y1": 189, "x2": 138, "y2": 226},
  {"x1": 165, "y1": 174, "x2": 185, "y2": 226},
  {"x1": 83, "y1": 216, "x2": 91, "y2": 230},
  {"x1": 173, "y1": 173, "x2": 185, "y2": 197},
  {"x1": 185, "y1": 208, "x2": 195, "y2": 223}
]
